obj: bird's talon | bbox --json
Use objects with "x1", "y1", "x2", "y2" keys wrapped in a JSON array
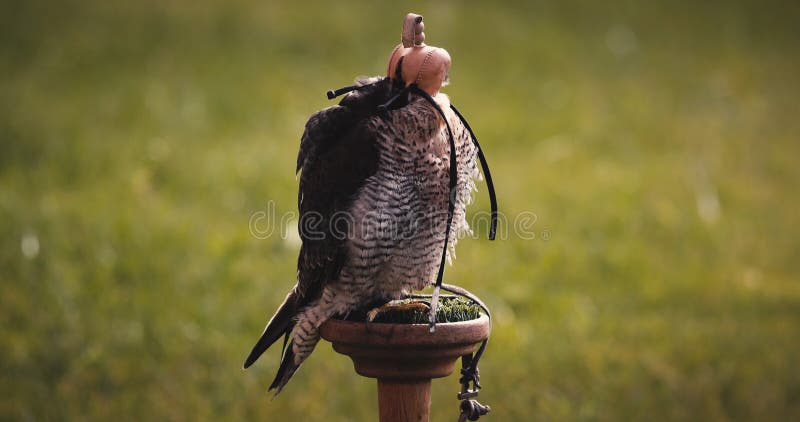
[{"x1": 366, "y1": 308, "x2": 380, "y2": 322}]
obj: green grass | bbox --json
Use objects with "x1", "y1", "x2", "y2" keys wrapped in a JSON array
[
  {"x1": 340, "y1": 297, "x2": 483, "y2": 324},
  {"x1": 1, "y1": 0, "x2": 799, "y2": 420}
]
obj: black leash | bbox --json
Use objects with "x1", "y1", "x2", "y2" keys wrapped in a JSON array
[
  {"x1": 449, "y1": 104, "x2": 498, "y2": 241},
  {"x1": 405, "y1": 85, "x2": 458, "y2": 332},
  {"x1": 409, "y1": 283, "x2": 492, "y2": 421}
]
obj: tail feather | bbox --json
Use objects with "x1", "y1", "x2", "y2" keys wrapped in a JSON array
[
  {"x1": 268, "y1": 338, "x2": 301, "y2": 395},
  {"x1": 243, "y1": 290, "x2": 298, "y2": 369}
]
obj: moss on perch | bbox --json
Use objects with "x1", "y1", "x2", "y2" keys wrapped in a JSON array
[{"x1": 338, "y1": 296, "x2": 482, "y2": 324}]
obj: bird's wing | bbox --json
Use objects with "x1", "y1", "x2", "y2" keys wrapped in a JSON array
[
  {"x1": 295, "y1": 78, "x2": 391, "y2": 306},
  {"x1": 296, "y1": 106, "x2": 356, "y2": 174},
  {"x1": 243, "y1": 79, "x2": 391, "y2": 370}
]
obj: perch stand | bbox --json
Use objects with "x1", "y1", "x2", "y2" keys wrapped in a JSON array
[{"x1": 320, "y1": 314, "x2": 490, "y2": 422}]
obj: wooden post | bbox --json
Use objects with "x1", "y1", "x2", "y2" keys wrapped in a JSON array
[
  {"x1": 320, "y1": 314, "x2": 490, "y2": 422},
  {"x1": 378, "y1": 379, "x2": 431, "y2": 422}
]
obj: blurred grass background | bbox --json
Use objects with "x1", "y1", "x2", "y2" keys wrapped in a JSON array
[{"x1": 2, "y1": 0, "x2": 799, "y2": 420}]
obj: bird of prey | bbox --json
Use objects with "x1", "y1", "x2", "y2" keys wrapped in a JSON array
[{"x1": 243, "y1": 14, "x2": 496, "y2": 394}]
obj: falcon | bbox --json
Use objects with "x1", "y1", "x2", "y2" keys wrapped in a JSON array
[{"x1": 243, "y1": 14, "x2": 497, "y2": 394}]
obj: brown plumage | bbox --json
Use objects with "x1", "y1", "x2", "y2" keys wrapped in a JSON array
[{"x1": 243, "y1": 76, "x2": 481, "y2": 393}]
